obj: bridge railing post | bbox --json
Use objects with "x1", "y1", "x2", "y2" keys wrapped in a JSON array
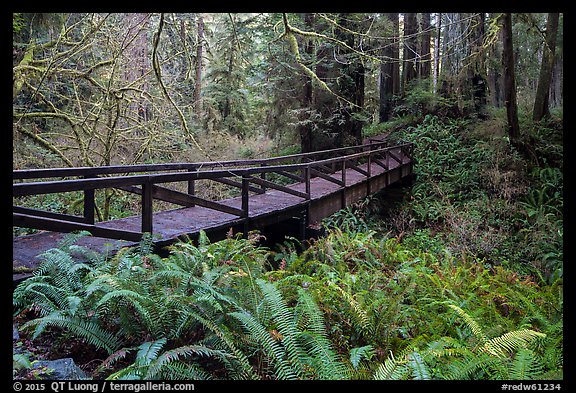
[
  {"x1": 341, "y1": 158, "x2": 347, "y2": 208},
  {"x1": 367, "y1": 153, "x2": 372, "y2": 195},
  {"x1": 83, "y1": 175, "x2": 95, "y2": 225},
  {"x1": 187, "y1": 165, "x2": 196, "y2": 207},
  {"x1": 260, "y1": 163, "x2": 267, "y2": 193},
  {"x1": 241, "y1": 175, "x2": 250, "y2": 237},
  {"x1": 304, "y1": 165, "x2": 311, "y2": 199},
  {"x1": 142, "y1": 181, "x2": 153, "y2": 235}
]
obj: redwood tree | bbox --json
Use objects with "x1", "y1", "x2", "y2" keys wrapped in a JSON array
[
  {"x1": 379, "y1": 13, "x2": 399, "y2": 122},
  {"x1": 502, "y1": 13, "x2": 520, "y2": 142},
  {"x1": 419, "y1": 13, "x2": 431, "y2": 79},
  {"x1": 402, "y1": 13, "x2": 418, "y2": 92},
  {"x1": 532, "y1": 13, "x2": 560, "y2": 121}
]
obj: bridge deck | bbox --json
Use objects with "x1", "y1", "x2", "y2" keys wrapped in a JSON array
[{"x1": 13, "y1": 144, "x2": 412, "y2": 283}]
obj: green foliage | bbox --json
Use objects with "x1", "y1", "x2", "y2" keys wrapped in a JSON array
[
  {"x1": 13, "y1": 352, "x2": 32, "y2": 378},
  {"x1": 390, "y1": 113, "x2": 562, "y2": 284},
  {"x1": 14, "y1": 201, "x2": 562, "y2": 381},
  {"x1": 13, "y1": 13, "x2": 25, "y2": 34},
  {"x1": 394, "y1": 79, "x2": 458, "y2": 119},
  {"x1": 230, "y1": 279, "x2": 348, "y2": 379},
  {"x1": 373, "y1": 350, "x2": 431, "y2": 380}
]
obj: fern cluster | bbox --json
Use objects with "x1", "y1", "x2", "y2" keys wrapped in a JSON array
[
  {"x1": 14, "y1": 224, "x2": 562, "y2": 380},
  {"x1": 269, "y1": 228, "x2": 563, "y2": 380}
]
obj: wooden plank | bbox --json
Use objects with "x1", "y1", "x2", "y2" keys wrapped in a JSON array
[
  {"x1": 372, "y1": 157, "x2": 388, "y2": 170},
  {"x1": 305, "y1": 158, "x2": 334, "y2": 174},
  {"x1": 212, "y1": 177, "x2": 265, "y2": 194},
  {"x1": 186, "y1": 196, "x2": 244, "y2": 217},
  {"x1": 310, "y1": 168, "x2": 344, "y2": 186},
  {"x1": 388, "y1": 150, "x2": 403, "y2": 164},
  {"x1": 275, "y1": 170, "x2": 304, "y2": 183},
  {"x1": 13, "y1": 213, "x2": 143, "y2": 242},
  {"x1": 248, "y1": 176, "x2": 308, "y2": 199},
  {"x1": 347, "y1": 162, "x2": 369, "y2": 177},
  {"x1": 116, "y1": 184, "x2": 244, "y2": 217},
  {"x1": 12, "y1": 206, "x2": 86, "y2": 224},
  {"x1": 12, "y1": 163, "x2": 198, "y2": 180}
]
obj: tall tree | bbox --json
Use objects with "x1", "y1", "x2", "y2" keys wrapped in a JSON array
[
  {"x1": 433, "y1": 13, "x2": 441, "y2": 94},
  {"x1": 532, "y1": 13, "x2": 560, "y2": 121},
  {"x1": 298, "y1": 13, "x2": 314, "y2": 153},
  {"x1": 468, "y1": 13, "x2": 487, "y2": 115},
  {"x1": 334, "y1": 13, "x2": 365, "y2": 147},
  {"x1": 391, "y1": 13, "x2": 401, "y2": 96},
  {"x1": 402, "y1": 13, "x2": 418, "y2": 93},
  {"x1": 379, "y1": 13, "x2": 399, "y2": 122},
  {"x1": 501, "y1": 13, "x2": 520, "y2": 142},
  {"x1": 487, "y1": 13, "x2": 504, "y2": 108},
  {"x1": 419, "y1": 13, "x2": 432, "y2": 79},
  {"x1": 549, "y1": 47, "x2": 562, "y2": 108},
  {"x1": 194, "y1": 14, "x2": 204, "y2": 122}
]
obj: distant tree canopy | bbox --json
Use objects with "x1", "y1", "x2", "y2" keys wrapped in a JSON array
[{"x1": 13, "y1": 12, "x2": 563, "y2": 167}]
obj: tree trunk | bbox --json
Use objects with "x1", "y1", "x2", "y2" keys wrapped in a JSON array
[
  {"x1": 379, "y1": 13, "x2": 398, "y2": 122},
  {"x1": 470, "y1": 13, "x2": 487, "y2": 116},
  {"x1": 502, "y1": 13, "x2": 520, "y2": 142},
  {"x1": 532, "y1": 13, "x2": 559, "y2": 121},
  {"x1": 392, "y1": 14, "x2": 401, "y2": 96},
  {"x1": 299, "y1": 13, "x2": 314, "y2": 153},
  {"x1": 194, "y1": 15, "x2": 204, "y2": 122},
  {"x1": 402, "y1": 13, "x2": 418, "y2": 93},
  {"x1": 433, "y1": 13, "x2": 441, "y2": 94},
  {"x1": 487, "y1": 13, "x2": 503, "y2": 108},
  {"x1": 419, "y1": 13, "x2": 431, "y2": 79},
  {"x1": 123, "y1": 13, "x2": 150, "y2": 123},
  {"x1": 549, "y1": 50, "x2": 562, "y2": 108},
  {"x1": 336, "y1": 13, "x2": 364, "y2": 147}
]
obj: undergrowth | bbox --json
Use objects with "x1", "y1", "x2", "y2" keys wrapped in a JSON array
[{"x1": 13, "y1": 226, "x2": 562, "y2": 380}]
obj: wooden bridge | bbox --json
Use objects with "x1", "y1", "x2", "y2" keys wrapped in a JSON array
[{"x1": 13, "y1": 138, "x2": 414, "y2": 282}]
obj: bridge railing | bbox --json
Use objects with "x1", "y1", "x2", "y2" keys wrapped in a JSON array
[{"x1": 13, "y1": 140, "x2": 414, "y2": 242}]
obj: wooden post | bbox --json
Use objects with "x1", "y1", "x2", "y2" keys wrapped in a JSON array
[
  {"x1": 385, "y1": 150, "x2": 390, "y2": 186},
  {"x1": 367, "y1": 154, "x2": 372, "y2": 195},
  {"x1": 304, "y1": 165, "x2": 311, "y2": 200},
  {"x1": 83, "y1": 176, "x2": 95, "y2": 225},
  {"x1": 187, "y1": 166, "x2": 195, "y2": 207},
  {"x1": 142, "y1": 181, "x2": 153, "y2": 234},
  {"x1": 241, "y1": 175, "x2": 250, "y2": 237},
  {"x1": 260, "y1": 163, "x2": 267, "y2": 193},
  {"x1": 341, "y1": 159, "x2": 347, "y2": 209}
]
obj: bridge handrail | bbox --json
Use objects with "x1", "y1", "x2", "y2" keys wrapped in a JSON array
[
  {"x1": 13, "y1": 141, "x2": 414, "y2": 242},
  {"x1": 13, "y1": 139, "x2": 403, "y2": 180},
  {"x1": 13, "y1": 142, "x2": 414, "y2": 195}
]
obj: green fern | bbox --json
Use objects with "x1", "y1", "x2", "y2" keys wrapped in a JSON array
[
  {"x1": 13, "y1": 352, "x2": 32, "y2": 377},
  {"x1": 349, "y1": 345, "x2": 375, "y2": 369},
  {"x1": 483, "y1": 329, "x2": 546, "y2": 359},
  {"x1": 424, "y1": 305, "x2": 549, "y2": 379},
  {"x1": 230, "y1": 309, "x2": 297, "y2": 379},
  {"x1": 373, "y1": 350, "x2": 430, "y2": 380},
  {"x1": 508, "y1": 348, "x2": 544, "y2": 380},
  {"x1": 23, "y1": 311, "x2": 121, "y2": 354},
  {"x1": 230, "y1": 279, "x2": 348, "y2": 380}
]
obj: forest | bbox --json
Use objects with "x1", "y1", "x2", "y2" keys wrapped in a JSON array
[{"x1": 12, "y1": 12, "x2": 563, "y2": 382}]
